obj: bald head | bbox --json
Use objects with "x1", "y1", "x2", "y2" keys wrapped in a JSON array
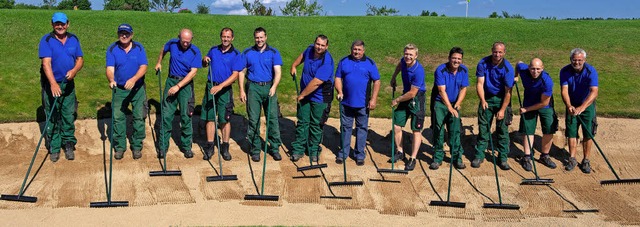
[
  {"x1": 178, "y1": 28, "x2": 193, "y2": 50},
  {"x1": 528, "y1": 58, "x2": 544, "y2": 78},
  {"x1": 530, "y1": 58, "x2": 544, "y2": 69}
]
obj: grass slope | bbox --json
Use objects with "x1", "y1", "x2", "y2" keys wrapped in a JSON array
[{"x1": 1, "y1": 9, "x2": 639, "y2": 122}]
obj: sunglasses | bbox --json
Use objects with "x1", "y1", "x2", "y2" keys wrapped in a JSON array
[{"x1": 118, "y1": 32, "x2": 132, "y2": 38}]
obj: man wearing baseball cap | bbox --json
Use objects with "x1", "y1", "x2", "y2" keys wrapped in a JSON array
[
  {"x1": 105, "y1": 23, "x2": 149, "y2": 160},
  {"x1": 39, "y1": 12, "x2": 84, "y2": 162}
]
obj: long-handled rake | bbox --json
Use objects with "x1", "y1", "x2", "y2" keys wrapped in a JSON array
[
  {"x1": 1, "y1": 81, "x2": 67, "y2": 203},
  {"x1": 206, "y1": 80, "x2": 237, "y2": 182},
  {"x1": 514, "y1": 82, "x2": 554, "y2": 185},
  {"x1": 292, "y1": 73, "x2": 328, "y2": 172},
  {"x1": 575, "y1": 117, "x2": 640, "y2": 185},
  {"x1": 149, "y1": 69, "x2": 181, "y2": 177},
  {"x1": 430, "y1": 115, "x2": 465, "y2": 208},
  {"x1": 328, "y1": 103, "x2": 364, "y2": 187},
  {"x1": 376, "y1": 86, "x2": 408, "y2": 175},
  {"x1": 481, "y1": 112, "x2": 520, "y2": 210},
  {"x1": 244, "y1": 96, "x2": 279, "y2": 201},
  {"x1": 90, "y1": 87, "x2": 129, "y2": 208}
]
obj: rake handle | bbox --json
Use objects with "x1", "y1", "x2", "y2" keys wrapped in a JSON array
[
  {"x1": 576, "y1": 116, "x2": 620, "y2": 180},
  {"x1": 482, "y1": 110, "x2": 503, "y2": 204},
  {"x1": 515, "y1": 82, "x2": 542, "y2": 178}
]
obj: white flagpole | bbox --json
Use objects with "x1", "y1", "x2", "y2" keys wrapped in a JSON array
[{"x1": 466, "y1": 1, "x2": 469, "y2": 17}]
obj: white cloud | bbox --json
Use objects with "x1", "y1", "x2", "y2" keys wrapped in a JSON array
[
  {"x1": 262, "y1": 0, "x2": 288, "y2": 4},
  {"x1": 212, "y1": 0, "x2": 242, "y2": 9},
  {"x1": 227, "y1": 8, "x2": 249, "y2": 15}
]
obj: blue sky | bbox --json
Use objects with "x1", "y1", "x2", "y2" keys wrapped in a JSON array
[{"x1": 16, "y1": 0, "x2": 640, "y2": 19}]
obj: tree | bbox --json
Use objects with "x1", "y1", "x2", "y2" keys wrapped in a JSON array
[
  {"x1": 420, "y1": 10, "x2": 429, "y2": 16},
  {"x1": 177, "y1": 8, "x2": 190, "y2": 13},
  {"x1": 488, "y1": 11, "x2": 501, "y2": 18},
  {"x1": 242, "y1": 0, "x2": 274, "y2": 16},
  {"x1": 365, "y1": 3, "x2": 398, "y2": 16},
  {"x1": 0, "y1": 0, "x2": 15, "y2": 9},
  {"x1": 57, "y1": 0, "x2": 91, "y2": 10},
  {"x1": 43, "y1": 0, "x2": 57, "y2": 9},
  {"x1": 196, "y1": 2, "x2": 209, "y2": 14},
  {"x1": 150, "y1": 0, "x2": 182, "y2": 12},
  {"x1": 280, "y1": 0, "x2": 323, "y2": 16},
  {"x1": 430, "y1": 11, "x2": 438, "y2": 16},
  {"x1": 104, "y1": 0, "x2": 149, "y2": 11}
]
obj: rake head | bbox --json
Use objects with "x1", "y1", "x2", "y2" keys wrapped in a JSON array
[
  {"x1": 430, "y1": 200, "x2": 466, "y2": 208},
  {"x1": 521, "y1": 178, "x2": 554, "y2": 185},
  {"x1": 149, "y1": 170, "x2": 182, "y2": 177},
  {"x1": 483, "y1": 203, "x2": 520, "y2": 210},
  {"x1": 320, "y1": 195, "x2": 353, "y2": 200},
  {"x1": 377, "y1": 168, "x2": 409, "y2": 174},
  {"x1": 206, "y1": 175, "x2": 238, "y2": 182},
  {"x1": 89, "y1": 201, "x2": 129, "y2": 208},
  {"x1": 244, "y1": 194, "x2": 279, "y2": 201},
  {"x1": 0, "y1": 194, "x2": 37, "y2": 203},
  {"x1": 369, "y1": 178, "x2": 401, "y2": 183},
  {"x1": 328, "y1": 180, "x2": 364, "y2": 187},
  {"x1": 563, "y1": 209, "x2": 599, "y2": 213},
  {"x1": 297, "y1": 163, "x2": 328, "y2": 172},
  {"x1": 600, "y1": 178, "x2": 640, "y2": 185}
]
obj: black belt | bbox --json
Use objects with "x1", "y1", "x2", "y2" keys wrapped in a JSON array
[
  {"x1": 249, "y1": 80, "x2": 271, "y2": 86},
  {"x1": 168, "y1": 75, "x2": 185, "y2": 80}
]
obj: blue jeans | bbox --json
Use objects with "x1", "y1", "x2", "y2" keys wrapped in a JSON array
[{"x1": 340, "y1": 104, "x2": 369, "y2": 160}]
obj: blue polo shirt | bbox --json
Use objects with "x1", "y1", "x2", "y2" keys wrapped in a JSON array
[
  {"x1": 163, "y1": 38, "x2": 202, "y2": 77},
  {"x1": 400, "y1": 58, "x2": 426, "y2": 93},
  {"x1": 335, "y1": 55, "x2": 380, "y2": 108},
  {"x1": 434, "y1": 63, "x2": 469, "y2": 103},
  {"x1": 38, "y1": 32, "x2": 84, "y2": 82},
  {"x1": 300, "y1": 44, "x2": 335, "y2": 103},
  {"x1": 233, "y1": 45, "x2": 283, "y2": 82},
  {"x1": 476, "y1": 56, "x2": 514, "y2": 97},
  {"x1": 516, "y1": 63, "x2": 553, "y2": 108},
  {"x1": 205, "y1": 44, "x2": 240, "y2": 83},
  {"x1": 560, "y1": 63, "x2": 598, "y2": 106},
  {"x1": 106, "y1": 41, "x2": 148, "y2": 88}
]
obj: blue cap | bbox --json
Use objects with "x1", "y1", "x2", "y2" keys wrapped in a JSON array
[
  {"x1": 51, "y1": 12, "x2": 68, "y2": 23},
  {"x1": 117, "y1": 23, "x2": 133, "y2": 33}
]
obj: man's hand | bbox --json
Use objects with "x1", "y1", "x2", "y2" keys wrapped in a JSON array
[
  {"x1": 481, "y1": 101, "x2": 489, "y2": 110},
  {"x1": 239, "y1": 91, "x2": 247, "y2": 104},
  {"x1": 203, "y1": 56, "x2": 211, "y2": 64},
  {"x1": 336, "y1": 93, "x2": 343, "y2": 101},
  {"x1": 210, "y1": 85, "x2": 223, "y2": 95},
  {"x1": 50, "y1": 83, "x2": 62, "y2": 97},
  {"x1": 391, "y1": 98, "x2": 399, "y2": 107},
  {"x1": 496, "y1": 109, "x2": 505, "y2": 120},
  {"x1": 269, "y1": 87, "x2": 277, "y2": 97},
  {"x1": 368, "y1": 98, "x2": 378, "y2": 110},
  {"x1": 290, "y1": 70, "x2": 297, "y2": 78},
  {"x1": 449, "y1": 107, "x2": 459, "y2": 118},
  {"x1": 390, "y1": 78, "x2": 397, "y2": 88},
  {"x1": 168, "y1": 85, "x2": 180, "y2": 96},
  {"x1": 296, "y1": 95, "x2": 304, "y2": 103},
  {"x1": 574, "y1": 105, "x2": 585, "y2": 116},
  {"x1": 567, "y1": 106, "x2": 576, "y2": 115},
  {"x1": 65, "y1": 70, "x2": 76, "y2": 80},
  {"x1": 124, "y1": 78, "x2": 136, "y2": 90},
  {"x1": 155, "y1": 63, "x2": 162, "y2": 72},
  {"x1": 109, "y1": 81, "x2": 117, "y2": 89},
  {"x1": 519, "y1": 107, "x2": 527, "y2": 115}
]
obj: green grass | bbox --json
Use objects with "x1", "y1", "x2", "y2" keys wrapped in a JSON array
[{"x1": 1, "y1": 9, "x2": 639, "y2": 122}]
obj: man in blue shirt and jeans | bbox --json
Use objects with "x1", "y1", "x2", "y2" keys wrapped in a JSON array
[
  {"x1": 335, "y1": 40, "x2": 381, "y2": 166},
  {"x1": 39, "y1": 12, "x2": 84, "y2": 162},
  {"x1": 233, "y1": 27, "x2": 283, "y2": 162},
  {"x1": 105, "y1": 23, "x2": 148, "y2": 160},
  {"x1": 560, "y1": 48, "x2": 598, "y2": 174},
  {"x1": 155, "y1": 29, "x2": 202, "y2": 159}
]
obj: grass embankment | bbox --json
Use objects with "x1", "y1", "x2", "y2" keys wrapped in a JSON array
[{"x1": 1, "y1": 9, "x2": 639, "y2": 122}]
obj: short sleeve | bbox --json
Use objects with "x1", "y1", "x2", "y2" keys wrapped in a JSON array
[
  {"x1": 273, "y1": 49, "x2": 283, "y2": 66},
  {"x1": 475, "y1": 60, "x2": 485, "y2": 78},
  {"x1": 369, "y1": 60, "x2": 380, "y2": 81},
  {"x1": 411, "y1": 66, "x2": 425, "y2": 88},
  {"x1": 38, "y1": 36, "x2": 51, "y2": 59},
  {"x1": 315, "y1": 53, "x2": 334, "y2": 82},
  {"x1": 589, "y1": 67, "x2": 599, "y2": 87},
  {"x1": 335, "y1": 60, "x2": 343, "y2": 78},
  {"x1": 232, "y1": 53, "x2": 247, "y2": 72},
  {"x1": 504, "y1": 63, "x2": 515, "y2": 88},
  {"x1": 138, "y1": 44, "x2": 148, "y2": 65},
  {"x1": 461, "y1": 66, "x2": 470, "y2": 87},
  {"x1": 190, "y1": 48, "x2": 202, "y2": 69},
  {"x1": 105, "y1": 44, "x2": 115, "y2": 67},
  {"x1": 434, "y1": 67, "x2": 445, "y2": 87}
]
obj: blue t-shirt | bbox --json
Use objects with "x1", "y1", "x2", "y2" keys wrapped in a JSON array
[
  {"x1": 516, "y1": 63, "x2": 553, "y2": 109},
  {"x1": 163, "y1": 38, "x2": 202, "y2": 77},
  {"x1": 476, "y1": 56, "x2": 514, "y2": 97},
  {"x1": 233, "y1": 45, "x2": 283, "y2": 82},
  {"x1": 560, "y1": 63, "x2": 598, "y2": 106},
  {"x1": 400, "y1": 58, "x2": 426, "y2": 93},
  {"x1": 335, "y1": 55, "x2": 381, "y2": 108},
  {"x1": 38, "y1": 32, "x2": 84, "y2": 82},
  {"x1": 434, "y1": 63, "x2": 469, "y2": 103},
  {"x1": 300, "y1": 44, "x2": 335, "y2": 103},
  {"x1": 106, "y1": 41, "x2": 148, "y2": 88},
  {"x1": 205, "y1": 44, "x2": 240, "y2": 83}
]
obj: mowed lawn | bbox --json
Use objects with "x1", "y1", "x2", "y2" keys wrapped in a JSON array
[{"x1": 1, "y1": 9, "x2": 639, "y2": 122}]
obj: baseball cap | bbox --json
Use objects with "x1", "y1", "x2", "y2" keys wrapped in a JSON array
[
  {"x1": 51, "y1": 12, "x2": 68, "y2": 23},
  {"x1": 118, "y1": 23, "x2": 133, "y2": 33}
]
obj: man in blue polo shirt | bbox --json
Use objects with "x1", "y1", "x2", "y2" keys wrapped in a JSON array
[
  {"x1": 289, "y1": 34, "x2": 334, "y2": 162},
  {"x1": 431, "y1": 47, "x2": 469, "y2": 170},
  {"x1": 473, "y1": 42, "x2": 514, "y2": 170},
  {"x1": 515, "y1": 58, "x2": 558, "y2": 171},
  {"x1": 335, "y1": 40, "x2": 381, "y2": 166},
  {"x1": 201, "y1": 27, "x2": 240, "y2": 161},
  {"x1": 389, "y1": 43, "x2": 426, "y2": 171},
  {"x1": 39, "y1": 12, "x2": 84, "y2": 162},
  {"x1": 105, "y1": 23, "x2": 148, "y2": 160},
  {"x1": 234, "y1": 27, "x2": 283, "y2": 162},
  {"x1": 560, "y1": 48, "x2": 598, "y2": 174},
  {"x1": 154, "y1": 28, "x2": 202, "y2": 159}
]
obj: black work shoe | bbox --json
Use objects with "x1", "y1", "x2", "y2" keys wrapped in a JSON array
[
  {"x1": 132, "y1": 150, "x2": 142, "y2": 159},
  {"x1": 471, "y1": 158, "x2": 484, "y2": 168},
  {"x1": 356, "y1": 159, "x2": 365, "y2": 166},
  {"x1": 290, "y1": 153, "x2": 303, "y2": 162},
  {"x1": 454, "y1": 160, "x2": 466, "y2": 169},
  {"x1": 520, "y1": 156, "x2": 532, "y2": 172},
  {"x1": 157, "y1": 150, "x2": 166, "y2": 159},
  {"x1": 270, "y1": 152, "x2": 282, "y2": 161},
  {"x1": 540, "y1": 155, "x2": 557, "y2": 169},
  {"x1": 251, "y1": 153, "x2": 260, "y2": 162},
  {"x1": 429, "y1": 161, "x2": 441, "y2": 170},
  {"x1": 565, "y1": 157, "x2": 578, "y2": 171},
  {"x1": 405, "y1": 158, "x2": 416, "y2": 171},
  {"x1": 221, "y1": 142, "x2": 231, "y2": 161},
  {"x1": 203, "y1": 142, "x2": 214, "y2": 160},
  {"x1": 114, "y1": 150, "x2": 124, "y2": 160},
  {"x1": 335, "y1": 157, "x2": 344, "y2": 164},
  {"x1": 50, "y1": 152, "x2": 60, "y2": 162},
  {"x1": 310, "y1": 156, "x2": 318, "y2": 162},
  {"x1": 387, "y1": 151, "x2": 404, "y2": 163},
  {"x1": 499, "y1": 160, "x2": 511, "y2": 170},
  {"x1": 580, "y1": 159, "x2": 592, "y2": 174},
  {"x1": 183, "y1": 150, "x2": 194, "y2": 159},
  {"x1": 63, "y1": 142, "x2": 75, "y2": 160}
]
